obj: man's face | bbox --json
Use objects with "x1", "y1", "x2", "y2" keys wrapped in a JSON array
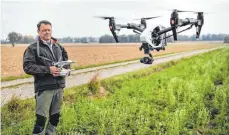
[{"x1": 37, "y1": 24, "x2": 52, "y2": 41}]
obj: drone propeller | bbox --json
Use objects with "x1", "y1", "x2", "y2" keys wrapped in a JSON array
[
  {"x1": 173, "y1": 9, "x2": 199, "y2": 13},
  {"x1": 170, "y1": 9, "x2": 208, "y2": 14},
  {"x1": 133, "y1": 16, "x2": 161, "y2": 20},
  {"x1": 94, "y1": 16, "x2": 115, "y2": 20},
  {"x1": 94, "y1": 16, "x2": 120, "y2": 42},
  {"x1": 94, "y1": 16, "x2": 127, "y2": 20}
]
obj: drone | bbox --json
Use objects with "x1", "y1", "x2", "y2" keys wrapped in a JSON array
[{"x1": 96, "y1": 9, "x2": 204, "y2": 64}]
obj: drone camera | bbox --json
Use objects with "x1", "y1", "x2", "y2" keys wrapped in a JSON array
[{"x1": 140, "y1": 57, "x2": 154, "y2": 64}]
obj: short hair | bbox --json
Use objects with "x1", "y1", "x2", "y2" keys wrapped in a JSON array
[{"x1": 37, "y1": 20, "x2": 52, "y2": 30}]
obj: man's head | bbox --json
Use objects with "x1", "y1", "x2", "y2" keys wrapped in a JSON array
[{"x1": 37, "y1": 20, "x2": 52, "y2": 41}]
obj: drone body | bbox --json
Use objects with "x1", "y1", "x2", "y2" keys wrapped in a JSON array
[{"x1": 140, "y1": 25, "x2": 167, "y2": 50}]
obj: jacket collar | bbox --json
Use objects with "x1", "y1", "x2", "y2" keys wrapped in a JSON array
[{"x1": 38, "y1": 37, "x2": 58, "y2": 47}]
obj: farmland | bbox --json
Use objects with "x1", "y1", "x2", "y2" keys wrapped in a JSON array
[
  {"x1": 1, "y1": 42, "x2": 223, "y2": 78},
  {"x1": 1, "y1": 47, "x2": 229, "y2": 134}
]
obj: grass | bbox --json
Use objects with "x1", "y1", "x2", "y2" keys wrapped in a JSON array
[
  {"x1": 88, "y1": 72, "x2": 101, "y2": 95},
  {"x1": 1, "y1": 74, "x2": 32, "y2": 82},
  {"x1": 1, "y1": 47, "x2": 229, "y2": 134},
  {"x1": 1, "y1": 82, "x2": 33, "y2": 89}
]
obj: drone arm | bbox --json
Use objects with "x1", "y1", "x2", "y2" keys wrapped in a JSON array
[
  {"x1": 109, "y1": 24, "x2": 119, "y2": 42},
  {"x1": 118, "y1": 23, "x2": 144, "y2": 32},
  {"x1": 118, "y1": 24, "x2": 127, "y2": 28},
  {"x1": 196, "y1": 25, "x2": 202, "y2": 38},
  {"x1": 133, "y1": 30, "x2": 141, "y2": 35},
  {"x1": 110, "y1": 23, "x2": 143, "y2": 43},
  {"x1": 162, "y1": 24, "x2": 194, "y2": 39},
  {"x1": 128, "y1": 24, "x2": 144, "y2": 32},
  {"x1": 157, "y1": 27, "x2": 173, "y2": 36},
  {"x1": 156, "y1": 20, "x2": 196, "y2": 39},
  {"x1": 110, "y1": 29, "x2": 119, "y2": 43},
  {"x1": 179, "y1": 18, "x2": 203, "y2": 38},
  {"x1": 179, "y1": 18, "x2": 197, "y2": 26}
]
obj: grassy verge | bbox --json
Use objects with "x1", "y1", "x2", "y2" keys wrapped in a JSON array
[
  {"x1": 1, "y1": 82, "x2": 34, "y2": 89},
  {"x1": 1, "y1": 74, "x2": 32, "y2": 82},
  {"x1": 1, "y1": 47, "x2": 229, "y2": 134}
]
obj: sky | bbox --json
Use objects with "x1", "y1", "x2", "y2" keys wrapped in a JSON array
[{"x1": 1, "y1": 0, "x2": 229, "y2": 39}]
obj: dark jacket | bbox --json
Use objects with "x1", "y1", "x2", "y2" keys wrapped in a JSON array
[{"x1": 23, "y1": 38, "x2": 69, "y2": 93}]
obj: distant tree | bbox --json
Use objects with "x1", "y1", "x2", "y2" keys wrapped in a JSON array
[
  {"x1": 1, "y1": 39, "x2": 9, "y2": 44},
  {"x1": 62, "y1": 37, "x2": 73, "y2": 43},
  {"x1": 224, "y1": 36, "x2": 229, "y2": 43},
  {"x1": 127, "y1": 34, "x2": 140, "y2": 43},
  {"x1": 88, "y1": 37, "x2": 97, "y2": 43},
  {"x1": 119, "y1": 35, "x2": 128, "y2": 42},
  {"x1": 190, "y1": 35, "x2": 196, "y2": 41},
  {"x1": 7, "y1": 32, "x2": 22, "y2": 47},
  {"x1": 80, "y1": 37, "x2": 88, "y2": 43},
  {"x1": 166, "y1": 37, "x2": 174, "y2": 42},
  {"x1": 178, "y1": 35, "x2": 189, "y2": 41},
  {"x1": 21, "y1": 35, "x2": 35, "y2": 44},
  {"x1": 128, "y1": 34, "x2": 135, "y2": 42},
  {"x1": 99, "y1": 35, "x2": 115, "y2": 43}
]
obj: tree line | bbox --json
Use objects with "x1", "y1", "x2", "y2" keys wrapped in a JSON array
[{"x1": 1, "y1": 31, "x2": 229, "y2": 47}]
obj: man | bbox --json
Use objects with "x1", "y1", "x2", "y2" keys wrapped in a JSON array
[{"x1": 23, "y1": 20, "x2": 69, "y2": 135}]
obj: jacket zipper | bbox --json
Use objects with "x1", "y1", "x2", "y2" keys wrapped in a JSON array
[{"x1": 44, "y1": 43, "x2": 57, "y2": 62}]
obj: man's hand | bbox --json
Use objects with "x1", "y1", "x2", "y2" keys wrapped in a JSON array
[{"x1": 50, "y1": 66, "x2": 60, "y2": 77}]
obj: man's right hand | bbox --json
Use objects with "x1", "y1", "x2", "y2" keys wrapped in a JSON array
[{"x1": 50, "y1": 66, "x2": 60, "y2": 77}]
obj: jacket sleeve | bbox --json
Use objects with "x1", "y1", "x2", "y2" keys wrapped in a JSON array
[
  {"x1": 60, "y1": 46, "x2": 71, "y2": 69},
  {"x1": 23, "y1": 46, "x2": 50, "y2": 76},
  {"x1": 62, "y1": 46, "x2": 68, "y2": 61}
]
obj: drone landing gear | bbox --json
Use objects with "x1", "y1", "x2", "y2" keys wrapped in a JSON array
[
  {"x1": 155, "y1": 46, "x2": 165, "y2": 51},
  {"x1": 140, "y1": 55, "x2": 154, "y2": 64},
  {"x1": 139, "y1": 43, "x2": 154, "y2": 64}
]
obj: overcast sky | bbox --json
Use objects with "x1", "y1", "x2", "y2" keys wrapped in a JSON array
[{"x1": 1, "y1": 0, "x2": 229, "y2": 39}]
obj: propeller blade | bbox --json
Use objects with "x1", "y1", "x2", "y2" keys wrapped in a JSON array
[
  {"x1": 169, "y1": 9, "x2": 204, "y2": 13},
  {"x1": 194, "y1": 12, "x2": 213, "y2": 15},
  {"x1": 176, "y1": 10, "x2": 198, "y2": 13},
  {"x1": 133, "y1": 16, "x2": 161, "y2": 20},
  {"x1": 144, "y1": 16, "x2": 161, "y2": 20},
  {"x1": 94, "y1": 16, "x2": 115, "y2": 20}
]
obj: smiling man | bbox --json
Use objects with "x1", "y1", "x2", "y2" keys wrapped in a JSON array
[{"x1": 23, "y1": 20, "x2": 69, "y2": 135}]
